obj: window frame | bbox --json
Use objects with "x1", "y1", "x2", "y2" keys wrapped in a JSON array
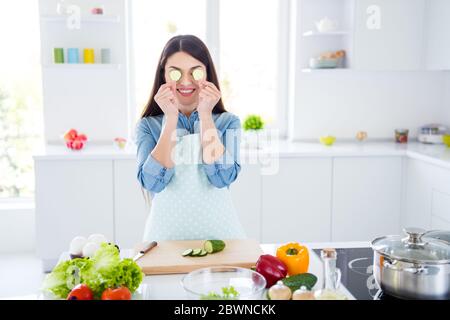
[{"x1": 128, "y1": 0, "x2": 290, "y2": 138}]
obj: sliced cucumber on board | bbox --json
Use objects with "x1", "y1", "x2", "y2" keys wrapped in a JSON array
[
  {"x1": 181, "y1": 240, "x2": 227, "y2": 257},
  {"x1": 204, "y1": 240, "x2": 226, "y2": 253},
  {"x1": 191, "y1": 248, "x2": 203, "y2": 256},
  {"x1": 182, "y1": 249, "x2": 193, "y2": 257}
]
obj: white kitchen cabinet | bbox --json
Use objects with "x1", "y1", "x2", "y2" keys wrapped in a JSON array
[
  {"x1": 425, "y1": 0, "x2": 450, "y2": 70},
  {"x1": 353, "y1": 0, "x2": 425, "y2": 70},
  {"x1": 429, "y1": 163, "x2": 450, "y2": 226},
  {"x1": 113, "y1": 160, "x2": 149, "y2": 249},
  {"x1": 35, "y1": 160, "x2": 114, "y2": 271},
  {"x1": 403, "y1": 158, "x2": 434, "y2": 229},
  {"x1": 431, "y1": 190, "x2": 450, "y2": 230},
  {"x1": 332, "y1": 157, "x2": 402, "y2": 241},
  {"x1": 261, "y1": 158, "x2": 333, "y2": 243},
  {"x1": 404, "y1": 157, "x2": 450, "y2": 230},
  {"x1": 229, "y1": 164, "x2": 262, "y2": 241}
]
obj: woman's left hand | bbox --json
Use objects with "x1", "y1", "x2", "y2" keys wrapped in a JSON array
[{"x1": 197, "y1": 80, "x2": 221, "y2": 115}]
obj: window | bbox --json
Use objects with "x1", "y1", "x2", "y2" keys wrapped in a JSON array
[
  {"x1": 131, "y1": 0, "x2": 281, "y2": 129},
  {"x1": 219, "y1": 0, "x2": 279, "y2": 126},
  {"x1": 131, "y1": 0, "x2": 207, "y2": 119},
  {"x1": 0, "y1": 0, "x2": 44, "y2": 199}
]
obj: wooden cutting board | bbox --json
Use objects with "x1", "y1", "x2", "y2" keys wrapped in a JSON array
[{"x1": 134, "y1": 239, "x2": 263, "y2": 275}]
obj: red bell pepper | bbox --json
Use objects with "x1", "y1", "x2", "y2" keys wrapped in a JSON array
[{"x1": 255, "y1": 254, "x2": 288, "y2": 288}]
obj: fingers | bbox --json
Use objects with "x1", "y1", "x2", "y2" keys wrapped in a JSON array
[
  {"x1": 158, "y1": 89, "x2": 176, "y2": 100},
  {"x1": 203, "y1": 86, "x2": 220, "y2": 99},
  {"x1": 155, "y1": 86, "x2": 171, "y2": 99},
  {"x1": 198, "y1": 89, "x2": 213, "y2": 100},
  {"x1": 168, "y1": 81, "x2": 177, "y2": 92},
  {"x1": 156, "y1": 82, "x2": 178, "y2": 100},
  {"x1": 156, "y1": 86, "x2": 178, "y2": 110},
  {"x1": 199, "y1": 80, "x2": 220, "y2": 95},
  {"x1": 156, "y1": 82, "x2": 177, "y2": 96},
  {"x1": 199, "y1": 85, "x2": 221, "y2": 104},
  {"x1": 155, "y1": 88, "x2": 171, "y2": 100}
]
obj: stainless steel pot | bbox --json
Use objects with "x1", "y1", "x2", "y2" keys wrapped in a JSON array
[{"x1": 371, "y1": 227, "x2": 450, "y2": 300}]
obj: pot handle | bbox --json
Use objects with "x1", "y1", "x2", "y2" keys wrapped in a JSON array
[{"x1": 383, "y1": 259, "x2": 427, "y2": 274}]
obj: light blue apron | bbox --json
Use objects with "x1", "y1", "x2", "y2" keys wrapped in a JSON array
[{"x1": 143, "y1": 132, "x2": 247, "y2": 241}]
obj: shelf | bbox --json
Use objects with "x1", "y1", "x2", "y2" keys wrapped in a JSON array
[
  {"x1": 42, "y1": 63, "x2": 122, "y2": 70},
  {"x1": 302, "y1": 30, "x2": 351, "y2": 37},
  {"x1": 301, "y1": 68, "x2": 350, "y2": 73},
  {"x1": 41, "y1": 14, "x2": 120, "y2": 24}
]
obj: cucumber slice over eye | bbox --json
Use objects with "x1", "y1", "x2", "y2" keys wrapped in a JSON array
[
  {"x1": 192, "y1": 68, "x2": 204, "y2": 81},
  {"x1": 182, "y1": 248, "x2": 193, "y2": 257},
  {"x1": 169, "y1": 69, "x2": 182, "y2": 82}
]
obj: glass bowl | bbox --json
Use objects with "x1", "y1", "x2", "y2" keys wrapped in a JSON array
[{"x1": 181, "y1": 266, "x2": 267, "y2": 300}]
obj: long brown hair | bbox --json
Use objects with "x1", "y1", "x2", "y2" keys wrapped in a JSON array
[{"x1": 141, "y1": 35, "x2": 227, "y2": 118}]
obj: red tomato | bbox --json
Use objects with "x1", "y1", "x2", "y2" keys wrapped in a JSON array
[
  {"x1": 76, "y1": 134, "x2": 88, "y2": 142},
  {"x1": 67, "y1": 284, "x2": 93, "y2": 300},
  {"x1": 63, "y1": 129, "x2": 78, "y2": 142},
  {"x1": 101, "y1": 287, "x2": 132, "y2": 300},
  {"x1": 71, "y1": 139, "x2": 84, "y2": 150}
]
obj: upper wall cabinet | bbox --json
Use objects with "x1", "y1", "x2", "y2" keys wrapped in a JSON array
[
  {"x1": 425, "y1": 0, "x2": 450, "y2": 70},
  {"x1": 353, "y1": 0, "x2": 425, "y2": 71},
  {"x1": 297, "y1": 0, "x2": 355, "y2": 71},
  {"x1": 38, "y1": 0, "x2": 131, "y2": 143}
]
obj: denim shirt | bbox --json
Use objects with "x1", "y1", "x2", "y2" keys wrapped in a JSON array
[{"x1": 135, "y1": 110, "x2": 241, "y2": 197}]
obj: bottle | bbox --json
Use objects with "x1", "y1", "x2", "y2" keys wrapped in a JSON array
[{"x1": 314, "y1": 248, "x2": 347, "y2": 300}]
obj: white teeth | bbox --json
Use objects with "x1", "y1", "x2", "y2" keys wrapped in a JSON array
[{"x1": 179, "y1": 89, "x2": 194, "y2": 94}]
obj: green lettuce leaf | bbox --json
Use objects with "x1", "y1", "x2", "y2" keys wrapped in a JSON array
[
  {"x1": 42, "y1": 258, "x2": 93, "y2": 299},
  {"x1": 42, "y1": 243, "x2": 144, "y2": 300}
]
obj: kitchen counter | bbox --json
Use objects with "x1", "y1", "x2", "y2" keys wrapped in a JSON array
[
  {"x1": 33, "y1": 140, "x2": 450, "y2": 170},
  {"x1": 126, "y1": 242, "x2": 364, "y2": 300},
  {"x1": 4, "y1": 241, "x2": 369, "y2": 300}
]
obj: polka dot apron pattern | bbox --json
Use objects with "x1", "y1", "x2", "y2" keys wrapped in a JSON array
[{"x1": 143, "y1": 133, "x2": 247, "y2": 241}]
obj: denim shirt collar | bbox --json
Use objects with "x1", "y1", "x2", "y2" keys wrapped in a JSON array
[{"x1": 178, "y1": 109, "x2": 199, "y2": 134}]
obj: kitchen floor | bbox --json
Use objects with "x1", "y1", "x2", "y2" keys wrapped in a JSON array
[{"x1": 0, "y1": 253, "x2": 45, "y2": 298}]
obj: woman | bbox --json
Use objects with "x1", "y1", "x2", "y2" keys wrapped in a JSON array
[{"x1": 135, "y1": 35, "x2": 247, "y2": 241}]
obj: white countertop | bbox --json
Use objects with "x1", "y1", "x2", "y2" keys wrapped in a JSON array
[
  {"x1": 2, "y1": 241, "x2": 370, "y2": 300},
  {"x1": 33, "y1": 140, "x2": 450, "y2": 170},
  {"x1": 127, "y1": 242, "x2": 367, "y2": 300}
]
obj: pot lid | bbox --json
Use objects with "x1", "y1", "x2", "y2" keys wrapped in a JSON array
[
  {"x1": 372, "y1": 227, "x2": 450, "y2": 264},
  {"x1": 423, "y1": 230, "x2": 450, "y2": 244}
]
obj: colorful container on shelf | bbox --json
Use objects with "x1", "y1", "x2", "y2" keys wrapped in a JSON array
[
  {"x1": 443, "y1": 134, "x2": 450, "y2": 147},
  {"x1": 52, "y1": 47, "x2": 112, "y2": 65},
  {"x1": 67, "y1": 48, "x2": 79, "y2": 63},
  {"x1": 91, "y1": 7, "x2": 104, "y2": 15},
  {"x1": 53, "y1": 48, "x2": 64, "y2": 63},
  {"x1": 83, "y1": 48, "x2": 95, "y2": 64},
  {"x1": 101, "y1": 48, "x2": 111, "y2": 64},
  {"x1": 395, "y1": 129, "x2": 409, "y2": 143},
  {"x1": 319, "y1": 135, "x2": 336, "y2": 146}
]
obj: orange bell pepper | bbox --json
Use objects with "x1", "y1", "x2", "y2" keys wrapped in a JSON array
[{"x1": 276, "y1": 242, "x2": 309, "y2": 276}]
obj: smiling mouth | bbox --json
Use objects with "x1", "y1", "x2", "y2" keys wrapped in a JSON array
[{"x1": 177, "y1": 88, "x2": 196, "y2": 96}]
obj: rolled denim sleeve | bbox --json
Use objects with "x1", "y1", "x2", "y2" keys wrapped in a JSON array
[
  {"x1": 135, "y1": 118, "x2": 175, "y2": 193},
  {"x1": 202, "y1": 115, "x2": 242, "y2": 189}
]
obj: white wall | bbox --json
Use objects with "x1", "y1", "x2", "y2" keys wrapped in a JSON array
[
  {"x1": 0, "y1": 207, "x2": 36, "y2": 253},
  {"x1": 290, "y1": 71, "x2": 447, "y2": 140},
  {"x1": 444, "y1": 73, "x2": 450, "y2": 126}
]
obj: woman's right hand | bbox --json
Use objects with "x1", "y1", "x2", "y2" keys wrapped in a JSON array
[{"x1": 154, "y1": 82, "x2": 179, "y2": 118}]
